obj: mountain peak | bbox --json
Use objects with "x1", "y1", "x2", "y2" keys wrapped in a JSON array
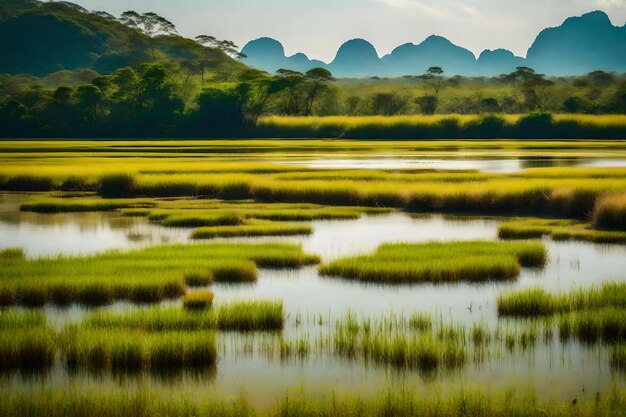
[
  {"x1": 241, "y1": 37, "x2": 285, "y2": 58},
  {"x1": 334, "y1": 38, "x2": 379, "y2": 60},
  {"x1": 569, "y1": 10, "x2": 612, "y2": 26}
]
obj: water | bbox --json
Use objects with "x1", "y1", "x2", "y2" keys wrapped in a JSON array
[
  {"x1": 281, "y1": 156, "x2": 626, "y2": 173},
  {"x1": 1, "y1": 191, "x2": 625, "y2": 406}
]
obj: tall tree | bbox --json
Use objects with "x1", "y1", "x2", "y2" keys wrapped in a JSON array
[
  {"x1": 417, "y1": 66, "x2": 445, "y2": 115},
  {"x1": 303, "y1": 68, "x2": 335, "y2": 116},
  {"x1": 120, "y1": 11, "x2": 177, "y2": 61},
  {"x1": 501, "y1": 67, "x2": 555, "y2": 111}
]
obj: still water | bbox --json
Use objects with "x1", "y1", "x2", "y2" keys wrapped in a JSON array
[{"x1": 1, "y1": 192, "x2": 625, "y2": 407}]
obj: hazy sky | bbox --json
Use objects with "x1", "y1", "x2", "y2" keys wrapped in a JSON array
[{"x1": 73, "y1": 0, "x2": 626, "y2": 62}]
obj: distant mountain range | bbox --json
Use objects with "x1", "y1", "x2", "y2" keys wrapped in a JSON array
[{"x1": 242, "y1": 11, "x2": 626, "y2": 77}]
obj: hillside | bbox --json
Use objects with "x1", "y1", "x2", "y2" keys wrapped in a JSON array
[{"x1": 0, "y1": 0, "x2": 246, "y2": 78}]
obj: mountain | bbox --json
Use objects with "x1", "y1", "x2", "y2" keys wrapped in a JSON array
[
  {"x1": 0, "y1": 0, "x2": 245, "y2": 77},
  {"x1": 477, "y1": 49, "x2": 525, "y2": 76},
  {"x1": 329, "y1": 39, "x2": 385, "y2": 77},
  {"x1": 382, "y1": 35, "x2": 477, "y2": 76},
  {"x1": 526, "y1": 10, "x2": 626, "y2": 75},
  {"x1": 241, "y1": 37, "x2": 325, "y2": 74},
  {"x1": 241, "y1": 10, "x2": 626, "y2": 78}
]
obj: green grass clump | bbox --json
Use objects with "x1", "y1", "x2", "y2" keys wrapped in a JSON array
[
  {"x1": 497, "y1": 288, "x2": 568, "y2": 317},
  {"x1": 319, "y1": 241, "x2": 547, "y2": 284},
  {"x1": 498, "y1": 217, "x2": 626, "y2": 244},
  {"x1": 0, "y1": 243, "x2": 318, "y2": 306},
  {"x1": 593, "y1": 194, "x2": 626, "y2": 231},
  {"x1": 217, "y1": 300, "x2": 284, "y2": 331},
  {"x1": 190, "y1": 222, "x2": 313, "y2": 239},
  {"x1": 20, "y1": 198, "x2": 156, "y2": 213},
  {"x1": 183, "y1": 290, "x2": 214, "y2": 310},
  {"x1": 159, "y1": 212, "x2": 244, "y2": 227},
  {"x1": 60, "y1": 326, "x2": 217, "y2": 371},
  {"x1": 85, "y1": 301, "x2": 284, "y2": 332},
  {"x1": 0, "y1": 311, "x2": 55, "y2": 372},
  {"x1": 0, "y1": 247, "x2": 25, "y2": 259},
  {"x1": 498, "y1": 282, "x2": 626, "y2": 316}
]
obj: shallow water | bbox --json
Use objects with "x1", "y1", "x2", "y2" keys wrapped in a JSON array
[
  {"x1": 1, "y1": 191, "x2": 625, "y2": 406},
  {"x1": 281, "y1": 156, "x2": 626, "y2": 173}
]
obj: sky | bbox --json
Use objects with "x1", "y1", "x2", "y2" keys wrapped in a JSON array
[{"x1": 72, "y1": 0, "x2": 626, "y2": 62}]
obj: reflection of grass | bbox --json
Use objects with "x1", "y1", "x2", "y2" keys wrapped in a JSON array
[
  {"x1": 498, "y1": 218, "x2": 626, "y2": 244},
  {"x1": 0, "y1": 243, "x2": 318, "y2": 307},
  {"x1": 3, "y1": 388, "x2": 626, "y2": 417},
  {"x1": 498, "y1": 283, "x2": 626, "y2": 317},
  {"x1": 559, "y1": 308, "x2": 626, "y2": 343},
  {"x1": 85, "y1": 301, "x2": 284, "y2": 332},
  {"x1": 611, "y1": 345, "x2": 626, "y2": 371},
  {"x1": 319, "y1": 241, "x2": 546, "y2": 283},
  {"x1": 20, "y1": 198, "x2": 156, "y2": 213}
]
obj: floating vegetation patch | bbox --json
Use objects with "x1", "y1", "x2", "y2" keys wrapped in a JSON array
[
  {"x1": 498, "y1": 218, "x2": 626, "y2": 244},
  {"x1": 20, "y1": 198, "x2": 156, "y2": 213},
  {"x1": 319, "y1": 241, "x2": 547, "y2": 283},
  {"x1": 0, "y1": 244, "x2": 318, "y2": 307}
]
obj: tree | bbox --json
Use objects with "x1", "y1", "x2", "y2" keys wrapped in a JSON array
[
  {"x1": 371, "y1": 93, "x2": 409, "y2": 115},
  {"x1": 303, "y1": 68, "x2": 335, "y2": 116},
  {"x1": 417, "y1": 66, "x2": 445, "y2": 114},
  {"x1": 194, "y1": 35, "x2": 246, "y2": 85},
  {"x1": 501, "y1": 67, "x2": 555, "y2": 111},
  {"x1": 274, "y1": 69, "x2": 306, "y2": 115},
  {"x1": 120, "y1": 11, "x2": 177, "y2": 60}
]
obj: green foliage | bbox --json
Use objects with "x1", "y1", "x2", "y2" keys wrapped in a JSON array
[{"x1": 319, "y1": 241, "x2": 547, "y2": 283}]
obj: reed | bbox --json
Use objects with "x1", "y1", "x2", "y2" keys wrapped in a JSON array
[
  {"x1": 611, "y1": 345, "x2": 626, "y2": 371},
  {"x1": 498, "y1": 218, "x2": 626, "y2": 244},
  {"x1": 498, "y1": 282, "x2": 626, "y2": 316},
  {"x1": 319, "y1": 241, "x2": 547, "y2": 283},
  {"x1": 85, "y1": 301, "x2": 284, "y2": 332},
  {"x1": 593, "y1": 194, "x2": 626, "y2": 231},
  {"x1": 60, "y1": 326, "x2": 217, "y2": 370},
  {"x1": 0, "y1": 319, "x2": 56, "y2": 371}
]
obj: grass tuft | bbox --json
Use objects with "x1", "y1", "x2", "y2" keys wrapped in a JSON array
[{"x1": 183, "y1": 290, "x2": 214, "y2": 310}]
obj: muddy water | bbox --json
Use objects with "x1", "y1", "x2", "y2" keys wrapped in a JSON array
[{"x1": 1, "y1": 192, "x2": 625, "y2": 408}]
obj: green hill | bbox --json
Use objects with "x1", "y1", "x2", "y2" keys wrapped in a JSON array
[{"x1": 0, "y1": 0, "x2": 246, "y2": 79}]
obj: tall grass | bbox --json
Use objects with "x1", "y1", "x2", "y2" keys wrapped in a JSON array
[
  {"x1": 498, "y1": 282, "x2": 626, "y2": 317},
  {"x1": 183, "y1": 290, "x2": 214, "y2": 310},
  {"x1": 319, "y1": 241, "x2": 547, "y2": 283},
  {"x1": 498, "y1": 218, "x2": 626, "y2": 244},
  {"x1": 0, "y1": 311, "x2": 55, "y2": 371},
  {"x1": 60, "y1": 326, "x2": 217, "y2": 370},
  {"x1": 85, "y1": 301, "x2": 284, "y2": 332},
  {"x1": 0, "y1": 243, "x2": 318, "y2": 306},
  {"x1": 593, "y1": 194, "x2": 626, "y2": 231},
  {"x1": 0, "y1": 247, "x2": 25, "y2": 259}
]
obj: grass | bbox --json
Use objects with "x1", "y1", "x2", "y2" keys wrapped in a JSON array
[
  {"x1": 2, "y1": 388, "x2": 626, "y2": 417},
  {"x1": 0, "y1": 243, "x2": 319, "y2": 306},
  {"x1": 593, "y1": 194, "x2": 626, "y2": 231},
  {"x1": 0, "y1": 311, "x2": 55, "y2": 372},
  {"x1": 0, "y1": 247, "x2": 25, "y2": 259},
  {"x1": 85, "y1": 301, "x2": 284, "y2": 332},
  {"x1": 60, "y1": 326, "x2": 217, "y2": 371},
  {"x1": 256, "y1": 114, "x2": 626, "y2": 139},
  {"x1": 190, "y1": 222, "x2": 313, "y2": 239},
  {"x1": 20, "y1": 197, "x2": 156, "y2": 213},
  {"x1": 319, "y1": 241, "x2": 547, "y2": 283},
  {"x1": 498, "y1": 218, "x2": 626, "y2": 244},
  {"x1": 182, "y1": 290, "x2": 214, "y2": 310},
  {"x1": 498, "y1": 282, "x2": 626, "y2": 317}
]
